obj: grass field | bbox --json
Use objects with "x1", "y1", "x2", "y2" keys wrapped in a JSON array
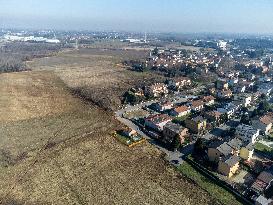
[
  {"x1": 178, "y1": 162, "x2": 242, "y2": 205},
  {"x1": 27, "y1": 48, "x2": 165, "y2": 111},
  {"x1": 0, "y1": 48, "x2": 219, "y2": 204}
]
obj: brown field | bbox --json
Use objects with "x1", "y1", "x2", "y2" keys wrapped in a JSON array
[
  {"x1": 27, "y1": 48, "x2": 164, "y2": 111},
  {"x1": 0, "y1": 48, "x2": 220, "y2": 205}
]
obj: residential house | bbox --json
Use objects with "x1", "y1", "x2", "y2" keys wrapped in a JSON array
[
  {"x1": 168, "y1": 77, "x2": 192, "y2": 90},
  {"x1": 204, "y1": 111, "x2": 222, "y2": 124},
  {"x1": 236, "y1": 124, "x2": 260, "y2": 144},
  {"x1": 258, "y1": 84, "x2": 273, "y2": 97},
  {"x1": 208, "y1": 137, "x2": 254, "y2": 164},
  {"x1": 185, "y1": 116, "x2": 207, "y2": 134},
  {"x1": 145, "y1": 114, "x2": 172, "y2": 131},
  {"x1": 208, "y1": 141, "x2": 234, "y2": 162},
  {"x1": 162, "y1": 122, "x2": 188, "y2": 145},
  {"x1": 252, "y1": 114, "x2": 273, "y2": 135},
  {"x1": 145, "y1": 83, "x2": 168, "y2": 97},
  {"x1": 227, "y1": 138, "x2": 243, "y2": 152},
  {"x1": 225, "y1": 137, "x2": 253, "y2": 161},
  {"x1": 255, "y1": 195, "x2": 273, "y2": 205},
  {"x1": 252, "y1": 169, "x2": 273, "y2": 194},
  {"x1": 152, "y1": 101, "x2": 173, "y2": 112},
  {"x1": 170, "y1": 106, "x2": 191, "y2": 117},
  {"x1": 216, "y1": 89, "x2": 233, "y2": 99},
  {"x1": 234, "y1": 93, "x2": 252, "y2": 107},
  {"x1": 187, "y1": 100, "x2": 205, "y2": 112},
  {"x1": 202, "y1": 95, "x2": 215, "y2": 106},
  {"x1": 218, "y1": 155, "x2": 240, "y2": 177},
  {"x1": 217, "y1": 102, "x2": 240, "y2": 118}
]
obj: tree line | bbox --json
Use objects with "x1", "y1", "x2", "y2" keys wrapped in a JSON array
[{"x1": 0, "y1": 42, "x2": 68, "y2": 73}]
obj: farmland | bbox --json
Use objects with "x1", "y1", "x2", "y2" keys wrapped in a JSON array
[
  {"x1": 0, "y1": 48, "x2": 219, "y2": 204},
  {"x1": 27, "y1": 48, "x2": 165, "y2": 111}
]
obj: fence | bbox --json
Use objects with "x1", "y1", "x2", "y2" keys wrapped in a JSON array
[{"x1": 185, "y1": 156, "x2": 254, "y2": 205}]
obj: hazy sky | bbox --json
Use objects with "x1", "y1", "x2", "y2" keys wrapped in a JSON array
[{"x1": 1, "y1": 0, "x2": 273, "y2": 33}]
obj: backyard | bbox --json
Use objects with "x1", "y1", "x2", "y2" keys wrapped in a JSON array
[
  {"x1": 178, "y1": 162, "x2": 242, "y2": 205},
  {"x1": 255, "y1": 142, "x2": 273, "y2": 157}
]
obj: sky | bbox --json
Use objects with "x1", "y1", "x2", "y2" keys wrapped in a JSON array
[{"x1": 0, "y1": 0, "x2": 273, "y2": 33}]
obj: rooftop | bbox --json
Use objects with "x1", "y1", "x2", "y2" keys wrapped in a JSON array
[
  {"x1": 202, "y1": 95, "x2": 215, "y2": 102},
  {"x1": 260, "y1": 115, "x2": 273, "y2": 125},
  {"x1": 157, "y1": 101, "x2": 173, "y2": 107},
  {"x1": 164, "y1": 122, "x2": 187, "y2": 134},
  {"x1": 191, "y1": 100, "x2": 204, "y2": 108},
  {"x1": 206, "y1": 111, "x2": 222, "y2": 118},
  {"x1": 258, "y1": 171, "x2": 273, "y2": 184},
  {"x1": 224, "y1": 155, "x2": 240, "y2": 167},
  {"x1": 227, "y1": 138, "x2": 242, "y2": 150},
  {"x1": 174, "y1": 106, "x2": 190, "y2": 113},
  {"x1": 146, "y1": 114, "x2": 172, "y2": 124},
  {"x1": 237, "y1": 124, "x2": 259, "y2": 135},
  {"x1": 217, "y1": 142, "x2": 233, "y2": 156}
]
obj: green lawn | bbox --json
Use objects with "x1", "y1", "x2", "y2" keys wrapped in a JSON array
[
  {"x1": 172, "y1": 114, "x2": 190, "y2": 124},
  {"x1": 114, "y1": 132, "x2": 144, "y2": 146},
  {"x1": 115, "y1": 133, "x2": 132, "y2": 145},
  {"x1": 255, "y1": 142, "x2": 273, "y2": 153},
  {"x1": 177, "y1": 162, "x2": 242, "y2": 205}
]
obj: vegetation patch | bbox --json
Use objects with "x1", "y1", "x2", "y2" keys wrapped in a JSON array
[
  {"x1": 172, "y1": 114, "x2": 190, "y2": 125},
  {"x1": 113, "y1": 131, "x2": 146, "y2": 147},
  {"x1": 255, "y1": 142, "x2": 273, "y2": 156},
  {"x1": 177, "y1": 162, "x2": 242, "y2": 205}
]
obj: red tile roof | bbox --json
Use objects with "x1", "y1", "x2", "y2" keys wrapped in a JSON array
[
  {"x1": 174, "y1": 106, "x2": 190, "y2": 113},
  {"x1": 260, "y1": 115, "x2": 273, "y2": 125},
  {"x1": 191, "y1": 100, "x2": 204, "y2": 108},
  {"x1": 202, "y1": 95, "x2": 215, "y2": 102},
  {"x1": 146, "y1": 114, "x2": 172, "y2": 124},
  {"x1": 174, "y1": 77, "x2": 191, "y2": 83},
  {"x1": 206, "y1": 111, "x2": 222, "y2": 118}
]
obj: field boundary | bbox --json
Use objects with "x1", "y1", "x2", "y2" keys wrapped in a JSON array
[{"x1": 185, "y1": 156, "x2": 253, "y2": 205}]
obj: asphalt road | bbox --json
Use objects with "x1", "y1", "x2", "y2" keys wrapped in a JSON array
[
  {"x1": 114, "y1": 86, "x2": 207, "y2": 165},
  {"x1": 115, "y1": 102, "x2": 197, "y2": 166}
]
